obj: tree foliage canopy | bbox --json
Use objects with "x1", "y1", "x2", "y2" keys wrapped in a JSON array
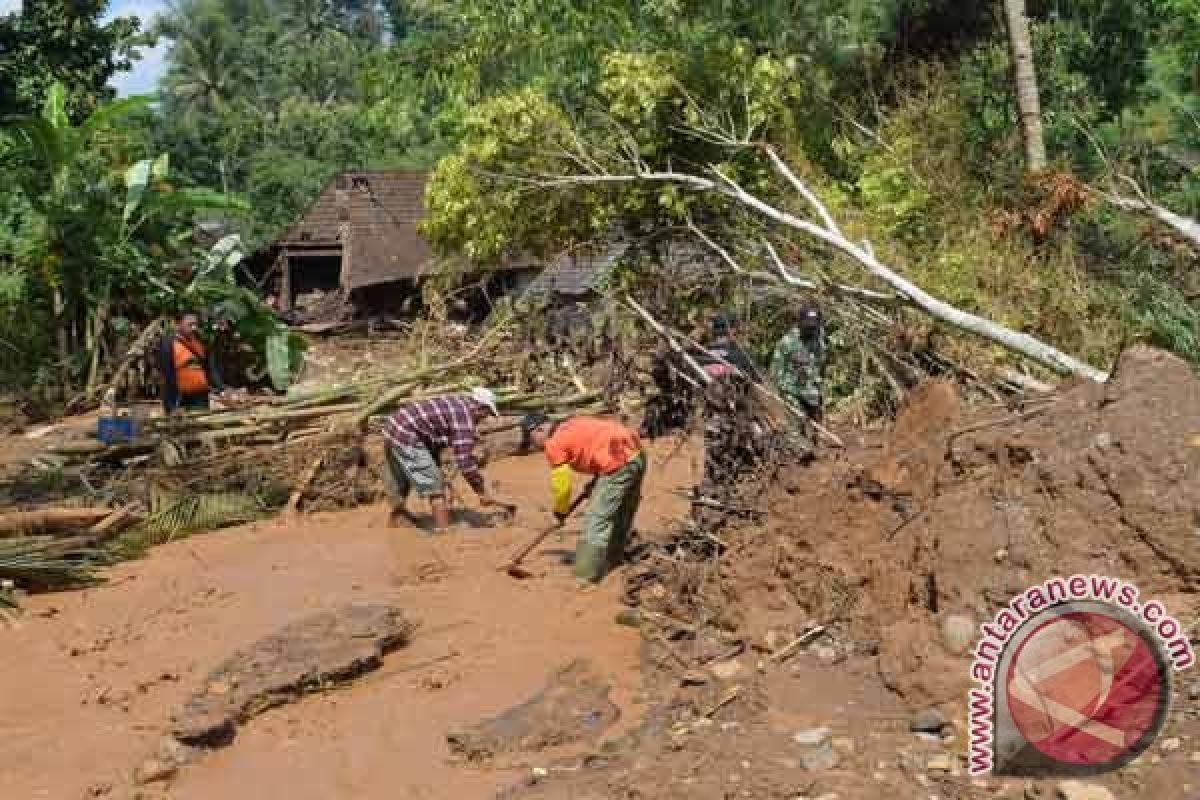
[{"x1": 1, "y1": 0, "x2": 1198, "y2": 395}]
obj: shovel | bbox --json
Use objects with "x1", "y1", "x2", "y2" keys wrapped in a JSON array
[{"x1": 498, "y1": 477, "x2": 597, "y2": 577}]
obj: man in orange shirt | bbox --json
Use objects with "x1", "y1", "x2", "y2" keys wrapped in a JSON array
[
  {"x1": 521, "y1": 413, "x2": 646, "y2": 583},
  {"x1": 159, "y1": 310, "x2": 225, "y2": 413}
]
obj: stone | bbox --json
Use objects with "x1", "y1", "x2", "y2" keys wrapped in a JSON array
[
  {"x1": 793, "y1": 726, "x2": 838, "y2": 771},
  {"x1": 926, "y1": 754, "x2": 955, "y2": 772},
  {"x1": 709, "y1": 660, "x2": 743, "y2": 681},
  {"x1": 813, "y1": 645, "x2": 842, "y2": 665},
  {"x1": 941, "y1": 614, "x2": 976, "y2": 656},
  {"x1": 764, "y1": 630, "x2": 787, "y2": 652},
  {"x1": 156, "y1": 735, "x2": 198, "y2": 767},
  {"x1": 911, "y1": 708, "x2": 949, "y2": 734},
  {"x1": 1160, "y1": 736, "x2": 1181, "y2": 752},
  {"x1": 447, "y1": 660, "x2": 620, "y2": 761},
  {"x1": 1190, "y1": 751, "x2": 1200, "y2": 764},
  {"x1": 994, "y1": 548, "x2": 1009, "y2": 563},
  {"x1": 680, "y1": 670, "x2": 709, "y2": 687},
  {"x1": 1055, "y1": 781, "x2": 1115, "y2": 800},
  {"x1": 173, "y1": 605, "x2": 412, "y2": 747},
  {"x1": 1091, "y1": 432, "x2": 1114, "y2": 449},
  {"x1": 132, "y1": 758, "x2": 177, "y2": 786},
  {"x1": 800, "y1": 742, "x2": 839, "y2": 771},
  {"x1": 793, "y1": 727, "x2": 833, "y2": 747}
]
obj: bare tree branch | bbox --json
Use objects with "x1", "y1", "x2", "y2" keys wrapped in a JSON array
[
  {"x1": 623, "y1": 295, "x2": 712, "y2": 385},
  {"x1": 536, "y1": 163, "x2": 1108, "y2": 382},
  {"x1": 1097, "y1": 176, "x2": 1200, "y2": 250},
  {"x1": 763, "y1": 146, "x2": 843, "y2": 235}
]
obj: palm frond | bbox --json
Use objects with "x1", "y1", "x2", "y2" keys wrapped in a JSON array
[
  {"x1": 137, "y1": 490, "x2": 265, "y2": 544},
  {"x1": 0, "y1": 536, "x2": 104, "y2": 589}
]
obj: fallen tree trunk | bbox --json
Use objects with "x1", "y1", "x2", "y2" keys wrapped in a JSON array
[
  {"x1": 1100, "y1": 182, "x2": 1200, "y2": 251},
  {"x1": 534, "y1": 146, "x2": 1109, "y2": 383}
]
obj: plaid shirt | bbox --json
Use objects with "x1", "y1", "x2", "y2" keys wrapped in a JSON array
[{"x1": 384, "y1": 395, "x2": 483, "y2": 487}]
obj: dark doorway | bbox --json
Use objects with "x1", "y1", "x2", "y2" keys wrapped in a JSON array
[{"x1": 290, "y1": 255, "x2": 342, "y2": 300}]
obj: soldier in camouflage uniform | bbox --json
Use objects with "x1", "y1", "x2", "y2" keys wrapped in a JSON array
[{"x1": 770, "y1": 303, "x2": 825, "y2": 423}]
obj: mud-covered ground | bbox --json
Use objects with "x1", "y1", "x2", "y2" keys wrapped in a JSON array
[{"x1": 3, "y1": 346, "x2": 1199, "y2": 800}]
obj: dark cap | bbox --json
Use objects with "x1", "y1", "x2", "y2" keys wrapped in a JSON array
[
  {"x1": 520, "y1": 412, "x2": 549, "y2": 434},
  {"x1": 797, "y1": 303, "x2": 821, "y2": 331},
  {"x1": 519, "y1": 412, "x2": 550, "y2": 451},
  {"x1": 712, "y1": 312, "x2": 737, "y2": 336}
]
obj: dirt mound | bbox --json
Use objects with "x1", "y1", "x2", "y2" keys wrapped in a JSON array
[{"x1": 714, "y1": 346, "x2": 1200, "y2": 709}]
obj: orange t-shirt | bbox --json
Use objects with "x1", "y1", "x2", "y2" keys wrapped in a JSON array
[
  {"x1": 173, "y1": 335, "x2": 209, "y2": 395},
  {"x1": 543, "y1": 417, "x2": 641, "y2": 475}
]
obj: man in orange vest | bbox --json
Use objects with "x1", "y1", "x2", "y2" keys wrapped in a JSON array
[
  {"x1": 159, "y1": 310, "x2": 225, "y2": 413},
  {"x1": 521, "y1": 413, "x2": 646, "y2": 583}
]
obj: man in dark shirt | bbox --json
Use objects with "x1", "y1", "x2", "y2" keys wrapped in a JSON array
[
  {"x1": 382, "y1": 387, "x2": 507, "y2": 533},
  {"x1": 695, "y1": 312, "x2": 761, "y2": 500},
  {"x1": 698, "y1": 313, "x2": 760, "y2": 382}
]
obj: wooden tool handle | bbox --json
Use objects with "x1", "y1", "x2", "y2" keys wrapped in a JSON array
[{"x1": 500, "y1": 477, "x2": 597, "y2": 571}]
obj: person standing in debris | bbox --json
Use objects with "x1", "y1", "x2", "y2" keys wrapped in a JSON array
[
  {"x1": 159, "y1": 310, "x2": 225, "y2": 413},
  {"x1": 521, "y1": 413, "x2": 646, "y2": 584},
  {"x1": 699, "y1": 312, "x2": 760, "y2": 381},
  {"x1": 770, "y1": 303, "x2": 826, "y2": 422},
  {"x1": 382, "y1": 387, "x2": 510, "y2": 533},
  {"x1": 695, "y1": 312, "x2": 760, "y2": 499}
]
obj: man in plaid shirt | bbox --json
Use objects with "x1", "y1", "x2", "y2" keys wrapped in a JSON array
[{"x1": 383, "y1": 387, "x2": 507, "y2": 532}]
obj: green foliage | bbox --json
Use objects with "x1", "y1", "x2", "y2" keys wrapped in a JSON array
[
  {"x1": 1124, "y1": 272, "x2": 1200, "y2": 363},
  {"x1": 0, "y1": 0, "x2": 145, "y2": 120},
  {"x1": 0, "y1": 83, "x2": 263, "y2": 392}
]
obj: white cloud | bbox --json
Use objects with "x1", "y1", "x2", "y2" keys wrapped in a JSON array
[{"x1": 0, "y1": 0, "x2": 22, "y2": 14}]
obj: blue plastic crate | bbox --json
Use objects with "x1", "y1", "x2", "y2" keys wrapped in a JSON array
[{"x1": 97, "y1": 416, "x2": 137, "y2": 445}]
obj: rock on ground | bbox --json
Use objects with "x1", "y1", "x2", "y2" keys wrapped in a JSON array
[
  {"x1": 1056, "y1": 780, "x2": 1116, "y2": 800},
  {"x1": 446, "y1": 660, "x2": 619, "y2": 762},
  {"x1": 171, "y1": 604, "x2": 412, "y2": 747}
]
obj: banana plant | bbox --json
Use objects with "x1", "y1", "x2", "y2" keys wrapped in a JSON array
[{"x1": 4, "y1": 82, "x2": 250, "y2": 396}]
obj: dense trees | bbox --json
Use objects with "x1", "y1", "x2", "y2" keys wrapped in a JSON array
[
  {"x1": 1, "y1": 0, "x2": 1198, "y2": 397},
  {"x1": 0, "y1": 0, "x2": 144, "y2": 120}
]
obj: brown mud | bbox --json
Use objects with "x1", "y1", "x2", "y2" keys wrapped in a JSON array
[{"x1": 3, "y1": 346, "x2": 1200, "y2": 799}]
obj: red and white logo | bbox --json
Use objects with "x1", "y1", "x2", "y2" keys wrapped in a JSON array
[
  {"x1": 1006, "y1": 610, "x2": 1167, "y2": 767},
  {"x1": 988, "y1": 601, "x2": 1173, "y2": 775}
]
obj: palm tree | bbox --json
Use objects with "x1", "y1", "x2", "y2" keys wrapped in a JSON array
[
  {"x1": 160, "y1": 1, "x2": 252, "y2": 116},
  {"x1": 1001, "y1": 0, "x2": 1047, "y2": 172},
  {"x1": 282, "y1": 0, "x2": 338, "y2": 44}
]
